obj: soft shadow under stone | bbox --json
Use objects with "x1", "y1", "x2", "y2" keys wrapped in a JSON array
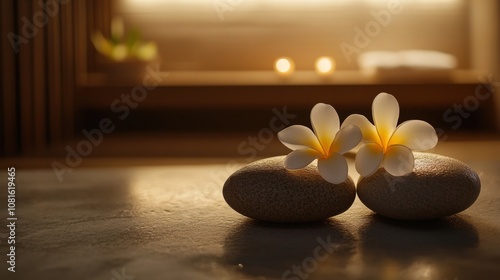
[
  {"x1": 359, "y1": 214, "x2": 479, "y2": 255},
  {"x1": 359, "y1": 214, "x2": 480, "y2": 279},
  {"x1": 222, "y1": 219, "x2": 356, "y2": 278}
]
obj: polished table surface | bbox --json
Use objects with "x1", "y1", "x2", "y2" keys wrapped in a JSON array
[{"x1": 1, "y1": 141, "x2": 500, "y2": 280}]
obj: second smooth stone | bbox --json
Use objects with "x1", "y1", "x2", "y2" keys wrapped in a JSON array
[
  {"x1": 223, "y1": 156, "x2": 356, "y2": 223},
  {"x1": 357, "y1": 153, "x2": 481, "y2": 220}
]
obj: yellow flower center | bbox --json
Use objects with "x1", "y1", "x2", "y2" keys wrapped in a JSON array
[{"x1": 377, "y1": 127, "x2": 392, "y2": 153}]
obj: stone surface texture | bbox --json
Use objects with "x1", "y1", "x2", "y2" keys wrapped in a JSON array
[
  {"x1": 223, "y1": 156, "x2": 356, "y2": 223},
  {"x1": 357, "y1": 152, "x2": 481, "y2": 220}
]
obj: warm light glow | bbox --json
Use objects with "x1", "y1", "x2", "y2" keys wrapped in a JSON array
[
  {"x1": 406, "y1": 261, "x2": 435, "y2": 280},
  {"x1": 315, "y1": 57, "x2": 336, "y2": 75},
  {"x1": 274, "y1": 58, "x2": 294, "y2": 75}
]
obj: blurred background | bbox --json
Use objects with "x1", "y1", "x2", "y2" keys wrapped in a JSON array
[{"x1": 1, "y1": 0, "x2": 499, "y2": 159}]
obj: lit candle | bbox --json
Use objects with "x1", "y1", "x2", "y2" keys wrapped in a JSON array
[
  {"x1": 315, "y1": 56, "x2": 335, "y2": 76},
  {"x1": 274, "y1": 57, "x2": 294, "y2": 76}
]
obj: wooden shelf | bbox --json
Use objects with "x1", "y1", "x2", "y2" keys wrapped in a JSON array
[{"x1": 81, "y1": 69, "x2": 485, "y2": 87}]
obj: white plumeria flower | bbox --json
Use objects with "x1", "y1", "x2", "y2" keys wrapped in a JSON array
[
  {"x1": 342, "y1": 92, "x2": 438, "y2": 177},
  {"x1": 278, "y1": 103, "x2": 362, "y2": 184}
]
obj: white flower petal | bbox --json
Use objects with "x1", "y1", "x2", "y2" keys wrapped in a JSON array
[
  {"x1": 342, "y1": 114, "x2": 380, "y2": 145},
  {"x1": 355, "y1": 143, "x2": 384, "y2": 177},
  {"x1": 330, "y1": 125, "x2": 362, "y2": 155},
  {"x1": 372, "y1": 92, "x2": 399, "y2": 146},
  {"x1": 278, "y1": 125, "x2": 322, "y2": 151},
  {"x1": 389, "y1": 120, "x2": 438, "y2": 151},
  {"x1": 310, "y1": 103, "x2": 340, "y2": 155},
  {"x1": 284, "y1": 149, "x2": 320, "y2": 169},
  {"x1": 317, "y1": 153, "x2": 348, "y2": 184},
  {"x1": 383, "y1": 145, "x2": 414, "y2": 176}
]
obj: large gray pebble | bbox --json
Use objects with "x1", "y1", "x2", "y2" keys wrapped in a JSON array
[
  {"x1": 357, "y1": 153, "x2": 481, "y2": 220},
  {"x1": 223, "y1": 156, "x2": 356, "y2": 223}
]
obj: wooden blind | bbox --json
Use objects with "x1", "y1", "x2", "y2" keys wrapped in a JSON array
[{"x1": 1, "y1": 0, "x2": 76, "y2": 156}]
